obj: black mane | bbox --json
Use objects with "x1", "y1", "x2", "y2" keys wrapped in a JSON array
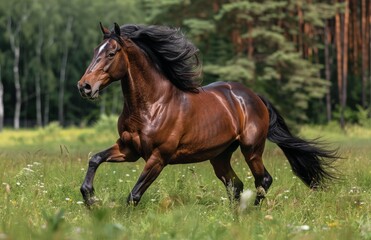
[{"x1": 119, "y1": 24, "x2": 202, "y2": 93}]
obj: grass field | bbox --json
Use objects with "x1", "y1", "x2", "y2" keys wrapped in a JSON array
[{"x1": 0, "y1": 121, "x2": 370, "y2": 239}]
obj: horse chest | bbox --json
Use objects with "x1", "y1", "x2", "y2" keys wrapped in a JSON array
[{"x1": 121, "y1": 130, "x2": 166, "y2": 160}]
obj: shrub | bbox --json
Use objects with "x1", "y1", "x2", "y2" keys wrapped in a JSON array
[
  {"x1": 355, "y1": 105, "x2": 371, "y2": 128},
  {"x1": 93, "y1": 114, "x2": 118, "y2": 137}
]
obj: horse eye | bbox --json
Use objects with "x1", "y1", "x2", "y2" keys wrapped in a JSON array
[{"x1": 108, "y1": 52, "x2": 115, "y2": 58}]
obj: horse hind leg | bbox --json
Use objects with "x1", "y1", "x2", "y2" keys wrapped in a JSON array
[
  {"x1": 210, "y1": 142, "x2": 243, "y2": 201},
  {"x1": 240, "y1": 142, "x2": 273, "y2": 205}
]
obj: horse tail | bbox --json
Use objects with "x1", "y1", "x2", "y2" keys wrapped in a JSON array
[{"x1": 258, "y1": 96, "x2": 339, "y2": 188}]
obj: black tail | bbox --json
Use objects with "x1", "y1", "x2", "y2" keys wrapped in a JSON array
[{"x1": 259, "y1": 96, "x2": 339, "y2": 188}]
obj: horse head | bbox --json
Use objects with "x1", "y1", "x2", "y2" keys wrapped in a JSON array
[{"x1": 77, "y1": 23, "x2": 128, "y2": 99}]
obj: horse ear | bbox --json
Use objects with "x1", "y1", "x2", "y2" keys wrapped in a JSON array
[
  {"x1": 114, "y1": 22, "x2": 121, "y2": 36},
  {"x1": 100, "y1": 22, "x2": 110, "y2": 35}
]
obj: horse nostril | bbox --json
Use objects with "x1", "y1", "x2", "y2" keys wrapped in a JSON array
[{"x1": 83, "y1": 83, "x2": 92, "y2": 93}]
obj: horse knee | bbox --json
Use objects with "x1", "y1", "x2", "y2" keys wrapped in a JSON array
[{"x1": 88, "y1": 154, "x2": 103, "y2": 168}]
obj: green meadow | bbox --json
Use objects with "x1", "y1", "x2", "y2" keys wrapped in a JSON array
[{"x1": 0, "y1": 120, "x2": 370, "y2": 239}]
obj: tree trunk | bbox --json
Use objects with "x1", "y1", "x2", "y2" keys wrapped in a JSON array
[
  {"x1": 342, "y1": 0, "x2": 349, "y2": 128},
  {"x1": 0, "y1": 66, "x2": 4, "y2": 132},
  {"x1": 297, "y1": 3, "x2": 303, "y2": 55},
  {"x1": 338, "y1": 0, "x2": 349, "y2": 129},
  {"x1": 335, "y1": 6, "x2": 344, "y2": 128},
  {"x1": 324, "y1": 21, "x2": 332, "y2": 122},
  {"x1": 35, "y1": 74, "x2": 42, "y2": 127},
  {"x1": 13, "y1": 46, "x2": 21, "y2": 130},
  {"x1": 361, "y1": 0, "x2": 368, "y2": 108},
  {"x1": 35, "y1": 26, "x2": 43, "y2": 127},
  {"x1": 369, "y1": 0, "x2": 371, "y2": 116},
  {"x1": 58, "y1": 48, "x2": 68, "y2": 126},
  {"x1": 44, "y1": 93, "x2": 49, "y2": 126},
  {"x1": 351, "y1": 0, "x2": 359, "y2": 75},
  {"x1": 247, "y1": 21, "x2": 254, "y2": 59},
  {"x1": 58, "y1": 17, "x2": 73, "y2": 126},
  {"x1": 7, "y1": 16, "x2": 29, "y2": 130}
]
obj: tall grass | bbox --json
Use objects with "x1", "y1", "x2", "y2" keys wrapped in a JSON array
[{"x1": 0, "y1": 124, "x2": 370, "y2": 239}]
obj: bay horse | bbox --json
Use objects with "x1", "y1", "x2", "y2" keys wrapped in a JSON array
[{"x1": 77, "y1": 23, "x2": 337, "y2": 206}]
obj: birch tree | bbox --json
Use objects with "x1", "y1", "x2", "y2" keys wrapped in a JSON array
[
  {"x1": 58, "y1": 17, "x2": 73, "y2": 126},
  {"x1": 7, "y1": 18, "x2": 22, "y2": 130}
]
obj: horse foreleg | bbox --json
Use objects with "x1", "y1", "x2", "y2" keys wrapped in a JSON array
[
  {"x1": 127, "y1": 155, "x2": 165, "y2": 205},
  {"x1": 80, "y1": 139, "x2": 137, "y2": 206}
]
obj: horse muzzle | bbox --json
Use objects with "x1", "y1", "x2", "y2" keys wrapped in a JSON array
[{"x1": 77, "y1": 81, "x2": 100, "y2": 100}]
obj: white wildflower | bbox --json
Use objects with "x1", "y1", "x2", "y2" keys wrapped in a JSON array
[
  {"x1": 0, "y1": 233, "x2": 8, "y2": 239},
  {"x1": 220, "y1": 197, "x2": 228, "y2": 201},
  {"x1": 300, "y1": 225, "x2": 310, "y2": 231},
  {"x1": 239, "y1": 189, "x2": 254, "y2": 212}
]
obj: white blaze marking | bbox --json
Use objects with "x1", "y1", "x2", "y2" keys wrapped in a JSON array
[
  {"x1": 88, "y1": 42, "x2": 108, "y2": 72},
  {"x1": 98, "y1": 42, "x2": 108, "y2": 55}
]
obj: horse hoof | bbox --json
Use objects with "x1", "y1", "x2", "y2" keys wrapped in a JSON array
[
  {"x1": 256, "y1": 186, "x2": 266, "y2": 197},
  {"x1": 254, "y1": 186, "x2": 267, "y2": 205},
  {"x1": 85, "y1": 196, "x2": 100, "y2": 207},
  {"x1": 126, "y1": 196, "x2": 140, "y2": 206},
  {"x1": 127, "y1": 199, "x2": 139, "y2": 207}
]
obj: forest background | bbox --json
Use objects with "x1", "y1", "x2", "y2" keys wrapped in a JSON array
[{"x1": 0, "y1": 0, "x2": 370, "y2": 131}]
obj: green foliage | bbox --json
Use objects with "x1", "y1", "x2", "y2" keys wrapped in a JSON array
[
  {"x1": 42, "y1": 209, "x2": 65, "y2": 233},
  {"x1": 355, "y1": 105, "x2": 371, "y2": 128},
  {"x1": 140, "y1": 0, "x2": 187, "y2": 23},
  {"x1": 93, "y1": 114, "x2": 118, "y2": 137},
  {"x1": 333, "y1": 105, "x2": 371, "y2": 128},
  {"x1": 182, "y1": 19, "x2": 215, "y2": 38},
  {"x1": 204, "y1": 58, "x2": 255, "y2": 84}
]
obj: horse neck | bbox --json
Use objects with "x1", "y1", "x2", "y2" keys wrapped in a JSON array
[{"x1": 121, "y1": 46, "x2": 179, "y2": 111}]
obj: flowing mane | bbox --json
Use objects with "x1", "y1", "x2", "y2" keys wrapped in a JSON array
[{"x1": 120, "y1": 24, "x2": 202, "y2": 93}]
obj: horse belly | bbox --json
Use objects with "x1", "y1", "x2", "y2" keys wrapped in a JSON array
[
  {"x1": 168, "y1": 139, "x2": 236, "y2": 164},
  {"x1": 169, "y1": 116, "x2": 238, "y2": 164}
]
